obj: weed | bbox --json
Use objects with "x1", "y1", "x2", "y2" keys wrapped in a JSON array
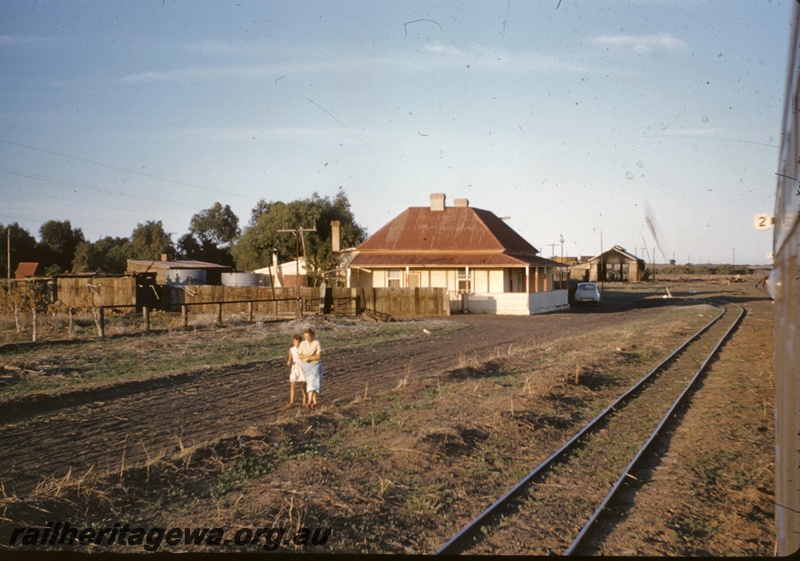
[
  {"x1": 349, "y1": 409, "x2": 391, "y2": 429},
  {"x1": 334, "y1": 443, "x2": 382, "y2": 460},
  {"x1": 276, "y1": 438, "x2": 319, "y2": 459},
  {"x1": 667, "y1": 513, "x2": 716, "y2": 542},
  {"x1": 209, "y1": 455, "x2": 276, "y2": 497},
  {"x1": 688, "y1": 449, "x2": 740, "y2": 493}
]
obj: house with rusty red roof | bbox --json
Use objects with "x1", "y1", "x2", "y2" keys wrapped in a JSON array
[{"x1": 347, "y1": 194, "x2": 568, "y2": 314}]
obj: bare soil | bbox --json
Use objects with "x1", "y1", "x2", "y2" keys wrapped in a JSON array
[{"x1": 0, "y1": 279, "x2": 774, "y2": 555}]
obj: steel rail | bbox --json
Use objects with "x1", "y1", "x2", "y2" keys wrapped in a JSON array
[
  {"x1": 435, "y1": 302, "x2": 728, "y2": 555},
  {"x1": 753, "y1": 279, "x2": 771, "y2": 298},
  {"x1": 565, "y1": 302, "x2": 745, "y2": 555}
]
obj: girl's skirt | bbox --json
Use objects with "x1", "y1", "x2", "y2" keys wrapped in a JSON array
[{"x1": 302, "y1": 361, "x2": 322, "y2": 393}]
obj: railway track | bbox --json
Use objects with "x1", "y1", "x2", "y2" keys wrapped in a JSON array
[{"x1": 436, "y1": 300, "x2": 745, "y2": 556}]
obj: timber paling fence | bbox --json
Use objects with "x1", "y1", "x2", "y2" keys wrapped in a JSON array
[{"x1": 1, "y1": 278, "x2": 449, "y2": 340}]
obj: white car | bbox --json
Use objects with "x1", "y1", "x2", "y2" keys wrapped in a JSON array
[{"x1": 574, "y1": 282, "x2": 601, "y2": 306}]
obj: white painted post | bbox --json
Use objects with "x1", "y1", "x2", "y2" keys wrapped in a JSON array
[{"x1": 526, "y1": 266, "x2": 531, "y2": 315}]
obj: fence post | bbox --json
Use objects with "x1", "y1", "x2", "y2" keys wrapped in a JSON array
[
  {"x1": 217, "y1": 302, "x2": 223, "y2": 324},
  {"x1": 31, "y1": 306, "x2": 37, "y2": 342},
  {"x1": 68, "y1": 307, "x2": 74, "y2": 338},
  {"x1": 182, "y1": 304, "x2": 188, "y2": 327},
  {"x1": 143, "y1": 305, "x2": 150, "y2": 333},
  {"x1": 96, "y1": 307, "x2": 105, "y2": 337},
  {"x1": 248, "y1": 301, "x2": 254, "y2": 322}
]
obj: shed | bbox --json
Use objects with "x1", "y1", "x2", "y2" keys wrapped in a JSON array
[
  {"x1": 588, "y1": 245, "x2": 646, "y2": 282},
  {"x1": 126, "y1": 257, "x2": 232, "y2": 286},
  {"x1": 253, "y1": 257, "x2": 308, "y2": 288}
]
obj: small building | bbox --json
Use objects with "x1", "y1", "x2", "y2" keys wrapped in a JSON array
[
  {"x1": 564, "y1": 257, "x2": 591, "y2": 283},
  {"x1": 588, "y1": 245, "x2": 646, "y2": 282},
  {"x1": 347, "y1": 193, "x2": 568, "y2": 315},
  {"x1": 14, "y1": 262, "x2": 42, "y2": 279},
  {"x1": 126, "y1": 256, "x2": 232, "y2": 286},
  {"x1": 254, "y1": 257, "x2": 308, "y2": 288}
]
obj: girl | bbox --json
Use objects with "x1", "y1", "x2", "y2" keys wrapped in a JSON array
[
  {"x1": 298, "y1": 328, "x2": 322, "y2": 409},
  {"x1": 286, "y1": 334, "x2": 306, "y2": 407}
]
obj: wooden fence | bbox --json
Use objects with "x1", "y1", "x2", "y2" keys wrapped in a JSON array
[
  {"x1": 169, "y1": 286, "x2": 449, "y2": 319},
  {"x1": 55, "y1": 276, "x2": 138, "y2": 309},
  {"x1": 354, "y1": 287, "x2": 449, "y2": 318},
  {"x1": 170, "y1": 286, "x2": 310, "y2": 317},
  {"x1": 2, "y1": 280, "x2": 450, "y2": 341},
  {"x1": 50, "y1": 277, "x2": 449, "y2": 319}
]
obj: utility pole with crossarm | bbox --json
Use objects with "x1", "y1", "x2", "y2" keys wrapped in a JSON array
[{"x1": 278, "y1": 227, "x2": 316, "y2": 317}]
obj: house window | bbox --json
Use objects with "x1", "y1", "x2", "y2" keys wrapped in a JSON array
[
  {"x1": 457, "y1": 268, "x2": 472, "y2": 293},
  {"x1": 387, "y1": 270, "x2": 402, "y2": 288}
]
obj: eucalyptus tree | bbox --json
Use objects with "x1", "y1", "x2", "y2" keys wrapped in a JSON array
[
  {"x1": 233, "y1": 189, "x2": 366, "y2": 285},
  {"x1": 177, "y1": 202, "x2": 240, "y2": 266}
]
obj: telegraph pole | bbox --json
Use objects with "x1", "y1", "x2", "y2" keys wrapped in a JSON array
[
  {"x1": 278, "y1": 227, "x2": 316, "y2": 317},
  {"x1": 600, "y1": 230, "x2": 604, "y2": 291},
  {"x1": 6, "y1": 225, "x2": 10, "y2": 285}
]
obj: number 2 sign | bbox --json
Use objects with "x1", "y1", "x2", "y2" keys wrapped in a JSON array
[{"x1": 754, "y1": 213, "x2": 773, "y2": 230}]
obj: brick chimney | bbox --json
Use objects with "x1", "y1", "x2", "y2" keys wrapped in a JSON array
[
  {"x1": 331, "y1": 220, "x2": 341, "y2": 253},
  {"x1": 430, "y1": 193, "x2": 446, "y2": 211},
  {"x1": 454, "y1": 198, "x2": 469, "y2": 207}
]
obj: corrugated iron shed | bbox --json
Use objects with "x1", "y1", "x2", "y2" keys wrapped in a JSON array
[
  {"x1": 126, "y1": 259, "x2": 232, "y2": 285},
  {"x1": 588, "y1": 245, "x2": 643, "y2": 265}
]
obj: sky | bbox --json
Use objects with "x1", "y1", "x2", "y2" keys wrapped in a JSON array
[{"x1": 0, "y1": 0, "x2": 792, "y2": 266}]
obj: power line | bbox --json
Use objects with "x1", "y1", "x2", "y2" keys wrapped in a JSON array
[
  {"x1": 0, "y1": 166, "x2": 202, "y2": 212},
  {"x1": 0, "y1": 138, "x2": 257, "y2": 201}
]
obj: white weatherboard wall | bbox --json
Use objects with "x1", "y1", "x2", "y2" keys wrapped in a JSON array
[
  {"x1": 529, "y1": 290, "x2": 568, "y2": 314},
  {"x1": 453, "y1": 290, "x2": 568, "y2": 315}
]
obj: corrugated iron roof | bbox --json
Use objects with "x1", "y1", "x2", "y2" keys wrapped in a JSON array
[
  {"x1": 356, "y1": 206, "x2": 540, "y2": 254},
  {"x1": 588, "y1": 245, "x2": 643, "y2": 264},
  {"x1": 349, "y1": 204, "x2": 567, "y2": 268},
  {"x1": 14, "y1": 262, "x2": 40, "y2": 278},
  {"x1": 350, "y1": 252, "x2": 563, "y2": 268},
  {"x1": 127, "y1": 259, "x2": 231, "y2": 270}
]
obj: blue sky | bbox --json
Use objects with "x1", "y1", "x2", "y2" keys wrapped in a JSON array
[{"x1": 1, "y1": 0, "x2": 791, "y2": 265}]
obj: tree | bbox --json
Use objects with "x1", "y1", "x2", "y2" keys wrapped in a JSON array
[
  {"x1": 72, "y1": 237, "x2": 131, "y2": 274},
  {"x1": 249, "y1": 199, "x2": 271, "y2": 225},
  {"x1": 0, "y1": 223, "x2": 39, "y2": 279},
  {"x1": 38, "y1": 220, "x2": 84, "y2": 275},
  {"x1": 232, "y1": 189, "x2": 366, "y2": 285},
  {"x1": 177, "y1": 202, "x2": 240, "y2": 265},
  {"x1": 129, "y1": 221, "x2": 175, "y2": 261}
]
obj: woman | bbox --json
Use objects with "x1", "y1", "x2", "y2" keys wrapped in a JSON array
[{"x1": 298, "y1": 328, "x2": 322, "y2": 409}]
